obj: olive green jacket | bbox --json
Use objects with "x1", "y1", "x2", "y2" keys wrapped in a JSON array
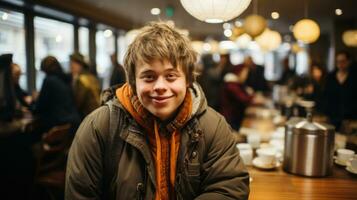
[
  {"x1": 65, "y1": 83, "x2": 250, "y2": 200},
  {"x1": 73, "y1": 72, "x2": 101, "y2": 118}
]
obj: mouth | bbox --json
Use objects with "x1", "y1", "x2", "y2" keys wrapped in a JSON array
[{"x1": 150, "y1": 95, "x2": 173, "y2": 104}]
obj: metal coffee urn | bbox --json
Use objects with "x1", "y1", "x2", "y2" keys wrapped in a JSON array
[{"x1": 283, "y1": 101, "x2": 335, "y2": 177}]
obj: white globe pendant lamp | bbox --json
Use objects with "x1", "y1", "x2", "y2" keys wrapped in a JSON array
[
  {"x1": 293, "y1": 19, "x2": 320, "y2": 44},
  {"x1": 180, "y1": 0, "x2": 252, "y2": 23}
]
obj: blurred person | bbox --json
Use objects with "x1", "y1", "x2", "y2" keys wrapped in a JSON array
[
  {"x1": 109, "y1": 53, "x2": 126, "y2": 86},
  {"x1": 33, "y1": 56, "x2": 80, "y2": 139},
  {"x1": 220, "y1": 65, "x2": 253, "y2": 131},
  {"x1": 11, "y1": 63, "x2": 33, "y2": 109},
  {"x1": 303, "y1": 61, "x2": 326, "y2": 112},
  {"x1": 196, "y1": 54, "x2": 214, "y2": 91},
  {"x1": 197, "y1": 53, "x2": 217, "y2": 108},
  {"x1": 205, "y1": 53, "x2": 233, "y2": 110},
  {"x1": 323, "y1": 51, "x2": 357, "y2": 130},
  {"x1": 0, "y1": 54, "x2": 16, "y2": 121},
  {"x1": 66, "y1": 22, "x2": 249, "y2": 200},
  {"x1": 70, "y1": 52, "x2": 101, "y2": 119},
  {"x1": 0, "y1": 54, "x2": 34, "y2": 200},
  {"x1": 242, "y1": 56, "x2": 269, "y2": 93},
  {"x1": 277, "y1": 57, "x2": 295, "y2": 85}
]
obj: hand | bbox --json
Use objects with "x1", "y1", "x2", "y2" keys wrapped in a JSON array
[
  {"x1": 245, "y1": 87, "x2": 254, "y2": 95},
  {"x1": 24, "y1": 95, "x2": 33, "y2": 105},
  {"x1": 32, "y1": 91, "x2": 39, "y2": 101}
]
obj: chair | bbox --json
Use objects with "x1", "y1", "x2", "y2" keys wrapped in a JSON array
[{"x1": 32, "y1": 123, "x2": 73, "y2": 200}]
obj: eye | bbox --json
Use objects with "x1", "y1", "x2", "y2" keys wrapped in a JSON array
[
  {"x1": 142, "y1": 74, "x2": 155, "y2": 82},
  {"x1": 166, "y1": 73, "x2": 178, "y2": 81}
]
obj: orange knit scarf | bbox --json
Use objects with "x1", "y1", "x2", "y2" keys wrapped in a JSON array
[{"x1": 116, "y1": 83, "x2": 192, "y2": 200}]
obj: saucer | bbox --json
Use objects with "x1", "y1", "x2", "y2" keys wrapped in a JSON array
[
  {"x1": 252, "y1": 157, "x2": 279, "y2": 170},
  {"x1": 334, "y1": 158, "x2": 347, "y2": 166},
  {"x1": 345, "y1": 166, "x2": 357, "y2": 175}
]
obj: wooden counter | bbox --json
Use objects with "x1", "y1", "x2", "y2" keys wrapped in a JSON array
[
  {"x1": 239, "y1": 105, "x2": 357, "y2": 200},
  {"x1": 248, "y1": 165, "x2": 357, "y2": 200}
]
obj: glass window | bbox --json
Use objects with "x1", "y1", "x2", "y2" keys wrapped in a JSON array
[
  {"x1": 117, "y1": 33, "x2": 126, "y2": 65},
  {"x1": 96, "y1": 29, "x2": 115, "y2": 89},
  {"x1": 296, "y1": 51, "x2": 309, "y2": 75},
  {"x1": 79, "y1": 26, "x2": 89, "y2": 60},
  {"x1": 0, "y1": 10, "x2": 26, "y2": 90},
  {"x1": 34, "y1": 17, "x2": 74, "y2": 90}
]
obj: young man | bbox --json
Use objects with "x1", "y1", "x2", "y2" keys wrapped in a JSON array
[{"x1": 65, "y1": 22, "x2": 250, "y2": 200}]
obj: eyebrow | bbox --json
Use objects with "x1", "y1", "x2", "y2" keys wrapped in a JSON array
[
  {"x1": 139, "y1": 69, "x2": 155, "y2": 75},
  {"x1": 139, "y1": 68, "x2": 179, "y2": 74}
]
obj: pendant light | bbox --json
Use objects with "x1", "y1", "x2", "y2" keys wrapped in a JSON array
[
  {"x1": 243, "y1": 0, "x2": 267, "y2": 38},
  {"x1": 342, "y1": 30, "x2": 357, "y2": 47},
  {"x1": 180, "y1": 0, "x2": 252, "y2": 23},
  {"x1": 293, "y1": 0, "x2": 320, "y2": 44}
]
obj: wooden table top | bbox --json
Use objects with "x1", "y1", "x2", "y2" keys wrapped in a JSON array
[
  {"x1": 0, "y1": 112, "x2": 34, "y2": 138},
  {"x1": 248, "y1": 165, "x2": 357, "y2": 200},
  {"x1": 240, "y1": 105, "x2": 357, "y2": 200}
]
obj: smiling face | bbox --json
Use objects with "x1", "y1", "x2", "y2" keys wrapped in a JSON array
[{"x1": 135, "y1": 59, "x2": 187, "y2": 121}]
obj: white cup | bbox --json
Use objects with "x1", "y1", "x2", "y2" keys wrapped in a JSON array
[
  {"x1": 337, "y1": 149, "x2": 355, "y2": 164},
  {"x1": 247, "y1": 134, "x2": 261, "y2": 149},
  {"x1": 237, "y1": 143, "x2": 253, "y2": 166},
  {"x1": 256, "y1": 148, "x2": 277, "y2": 166}
]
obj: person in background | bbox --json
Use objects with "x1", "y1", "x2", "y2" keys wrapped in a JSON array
[
  {"x1": 242, "y1": 56, "x2": 269, "y2": 93},
  {"x1": 33, "y1": 56, "x2": 80, "y2": 139},
  {"x1": 11, "y1": 63, "x2": 33, "y2": 109},
  {"x1": 66, "y1": 22, "x2": 249, "y2": 200},
  {"x1": 220, "y1": 65, "x2": 253, "y2": 131},
  {"x1": 323, "y1": 51, "x2": 357, "y2": 130},
  {"x1": 277, "y1": 57, "x2": 295, "y2": 86},
  {"x1": 196, "y1": 54, "x2": 214, "y2": 92},
  {"x1": 205, "y1": 53, "x2": 233, "y2": 110},
  {"x1": 0, "y1": 54, "x2": 16, "y2": 121},
  {"x1": 70, "y1": 52, "x2": 101, "y2": 119},
  {"x1": 109, "y1": 53, "x2": 126, "y2": 86},
  {"x1": 303, "y1": 61, "x2": 326, "y2": 112}
]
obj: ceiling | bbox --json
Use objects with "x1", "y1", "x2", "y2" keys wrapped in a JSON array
[{"x1": 59, "y1": 0, "x2": 357, "y2": 39}]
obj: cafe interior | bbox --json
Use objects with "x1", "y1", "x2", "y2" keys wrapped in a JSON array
[{"x1": 0, "y1": 0, "x2": 357, "y2": 199}]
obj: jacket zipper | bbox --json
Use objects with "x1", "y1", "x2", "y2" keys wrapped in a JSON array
[{"x1": 136, "y1": 182, "x2": 144, "y2": 200}]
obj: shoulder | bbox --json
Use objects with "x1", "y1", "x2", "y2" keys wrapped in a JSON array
[
  {"x1": 196, "y1": 106, "x2": 233, "y2": 143},
  {"x1": 76, "y1": 105, "x2": 110, "y2": 141},
  {"x1": 43, "y1": 75, "x2": 57, "y2": 84},
  {"x1": 41, "y1": 75, "x2": 64, "y2": 89},
  {"x1": 79, "y1": 99, "x2": 130, "y2": 138}
]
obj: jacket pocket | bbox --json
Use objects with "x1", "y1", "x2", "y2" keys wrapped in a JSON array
[
  {"x1": 185, "y1": 163, "x2": 201, "y2": 196},
  {"x1": 187, "y1": 162, "x2": 200, "y2": 177}
]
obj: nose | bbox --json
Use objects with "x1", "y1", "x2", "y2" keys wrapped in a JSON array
[{"x1": 153, "y1": 76, "x2": 167, "y2": 94}]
